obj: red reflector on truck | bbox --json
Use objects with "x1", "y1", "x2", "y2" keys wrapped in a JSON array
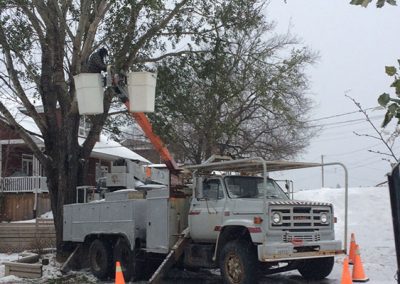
[
  {"x1": 248, "y1": 227, "x2": 262, "y2": 233},
  {"x1": 189, "y1": 210, "x2": 201, "y2": 215},
  {"x1": 291, "y1": 238, "x2": 304, "y2": 246}
]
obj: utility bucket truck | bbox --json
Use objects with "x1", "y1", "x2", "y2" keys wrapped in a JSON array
[
  {"x1": 69, "y1": 66, "x2": 348, "y2": 282},
  {"x1": 62, "y1": 157, "x2": 348, "y2": 284}
]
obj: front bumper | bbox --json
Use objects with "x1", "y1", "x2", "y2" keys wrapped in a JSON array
[{"x1": 257, "y1": 240, "x2": 344, "y2": 262}]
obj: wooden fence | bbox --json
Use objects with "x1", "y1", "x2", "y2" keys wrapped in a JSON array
[
  {"x1": 0, "y1": 220, "x2": 55, "y2": 253},
  {"x1": 0, "y1": 192, "x2": 51, "y2": 222}
]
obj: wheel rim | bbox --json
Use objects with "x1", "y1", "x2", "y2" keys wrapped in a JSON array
[{"x1": 225, "y1": 252, "x2": 244, "y2": 284}]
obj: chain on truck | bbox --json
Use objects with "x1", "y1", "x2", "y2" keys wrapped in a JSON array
[{"x1": 64, "y1": 66, "x2": 349, "y2": 283}]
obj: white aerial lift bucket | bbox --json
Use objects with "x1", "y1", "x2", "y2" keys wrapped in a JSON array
[
  {"x1": 74, "y1": 73, "x2": 104, "y2": 115},
  {"x1": 127, "y1": 72, "x2": 156, "y2": 112}
]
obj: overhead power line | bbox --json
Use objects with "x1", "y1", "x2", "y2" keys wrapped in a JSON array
[
  {"x1": 324, "y1": 143, "x2": 382, "y2": 157},
  {"x1": 318, "y1": 115, "x2": 381, "y2": 127},
  {"x1": 306, "y1": 107, "x2": 380, "y2": 123}
]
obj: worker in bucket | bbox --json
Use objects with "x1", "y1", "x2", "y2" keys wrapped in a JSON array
[{"x1": 87, "y1": 47, "x2": 108, "y2": 73}]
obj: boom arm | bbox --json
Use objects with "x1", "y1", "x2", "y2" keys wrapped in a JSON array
[
  {"x1": 124, "y1": 101, "x2": 179, "y2": 174},
  {"x1": 106, "y1": 66, "x2": 179, "y2": 173}
]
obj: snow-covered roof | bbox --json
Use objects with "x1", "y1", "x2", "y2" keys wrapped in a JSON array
[
  {"x1": 85, "y1": 135, "x2": 150, "y2": 163},
  {"x1": 7, "y1": 116, "x2": 150, "y2": 163}
]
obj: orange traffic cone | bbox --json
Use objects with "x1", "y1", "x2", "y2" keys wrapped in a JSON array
[
  {"x1": 115, "y1": 261, "x2": 125, "y2": 284},
  {"x1": 352, "y1": 245, "x2": 369, "y2": 282},
  {"x1": 341, "y1": 257, "x2": 353, "y2": 284},
  {"x1": 349, "y1": 233, "x2": 357, "y2": 265}
]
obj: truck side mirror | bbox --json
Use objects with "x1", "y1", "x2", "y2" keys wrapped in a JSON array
[{"x1": 194, "y1": 176, "x2": 205, "y2": 199}]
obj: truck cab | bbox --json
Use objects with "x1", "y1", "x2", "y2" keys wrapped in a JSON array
[
  {"x1": 189, "y1": 175, "x2": 289, "y2": 241},
  {"x1": 185, "y1": 157, "x2": 346, "y2": 283}
]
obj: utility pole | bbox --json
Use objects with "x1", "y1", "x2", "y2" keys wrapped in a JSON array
[{"x1": 321, "y1": 155, "x2": 325, "y2": 188}]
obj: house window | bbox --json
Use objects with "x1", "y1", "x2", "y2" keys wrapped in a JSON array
[{"x1": 22, "y1": 154, "x2": 33, "y2": 176}]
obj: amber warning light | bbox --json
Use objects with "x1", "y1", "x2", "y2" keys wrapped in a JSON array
[{"x1": 253, "y1": 216, "x2": 263, "y2": 224}]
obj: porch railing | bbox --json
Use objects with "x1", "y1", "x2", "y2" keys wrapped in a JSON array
[{"x1": 0, "y1": 176, "x2": 48, "y2": 193}]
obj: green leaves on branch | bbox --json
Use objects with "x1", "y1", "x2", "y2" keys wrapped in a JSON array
[
  {"x1": 386, "y1": 66, "x2": 397, "y2": 76},
  {"x1": 378, "y1": 62, "x2": 400, "y2": 127},
  {"x1": 378, "y1": 93, "x2": 391, "y2": 107},
  {"x1": 152, "y1": 24, "x2": 316, "y2": 163},
  {"x1": 350, "y1": 0, "x2": 397, "y2": 7}
]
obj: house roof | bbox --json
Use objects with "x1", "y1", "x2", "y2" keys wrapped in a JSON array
[
  {"x1": 86, "y1": 136, "x2": 150, "y2": 163},
  {"x1": 3, "y1": 116, "x2": 150, "y2": 163}
]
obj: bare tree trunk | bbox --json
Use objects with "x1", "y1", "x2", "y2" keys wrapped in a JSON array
[{"x1": 45, "y1": 110, "x2": 81, "y2": 252}]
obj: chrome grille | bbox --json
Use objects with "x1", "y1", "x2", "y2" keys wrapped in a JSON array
[
  {"x1": 282, "y1": 233, "x2": 321, "y2": 242},
  {"x1": 270, "y1": 203, "x2": 331, "y2": 230}
]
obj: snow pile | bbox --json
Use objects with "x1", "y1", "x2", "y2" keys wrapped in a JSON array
[
  {"x1": 0, "y1": 252, "x2": 97, "y2": 283},
  {"x1": 40, "y1": 211, "x2": 53, "y2": 219},
  {"x1": 0, "y1": 252, "x2": 38, "y2": 283},
  {"x1": 11, "y1": 211, "x2": 53, "y2": 224},
  {"x1": 0, "y1": 275, "x2": 21, "y2": 283},
  {"x1": 295, "y1": 186, "x2": 396, "y2": 283},
  {"x1": 0, "y1": 253, "x2": 20, "y2": 280}
]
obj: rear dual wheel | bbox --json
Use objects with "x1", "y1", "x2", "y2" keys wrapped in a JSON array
[
  {"x1": 113, "y1": 237, "x2": 137, "y2": 281},
  {"x1": 89, "y1": 238, "x2": 143, "y2": 281},
  {"x1": 89, "y1": 239, "x2": 113, "y2": 280}
]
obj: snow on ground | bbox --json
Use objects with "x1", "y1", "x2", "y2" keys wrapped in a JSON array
[
  {"x1": 294, "y1": 186, "x2": 397, "y2": 283},
  {"x1": 9, "y1": 211, "x2": 54, "y2": 224},
  {"x1": 0, "y1": 252, "x2": 98, "y2": 283},
  {"x1": 0, "y1": 187, "x2": 396, "y2": 283},
  {"x1": 0, "y1": 253, "x2": 21, "y2": 280}
]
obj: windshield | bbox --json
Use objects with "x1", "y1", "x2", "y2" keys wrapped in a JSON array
[{"x1": 224, "y1": 176, "x2": 289, "y2": 200}]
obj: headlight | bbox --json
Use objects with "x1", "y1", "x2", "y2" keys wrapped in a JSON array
[
  {"x1": 272, "y1": 212, "x2": 281, "y2": 224},
  {"x1": 320, "y1": 213, "x2": 329, "y2": 224}
]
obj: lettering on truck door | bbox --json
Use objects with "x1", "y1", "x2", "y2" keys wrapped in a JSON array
[{"x1": 189, "y1": 178, "x2": 225, "y2": 241}]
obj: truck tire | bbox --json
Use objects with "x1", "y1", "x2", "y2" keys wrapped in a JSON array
[
  {"x1": 297, "y1": 256, "x2": 334, "y2": 280},
  {"x1": 89, "y1": 239, "x2": 113, "y2": 280},
  {"x1": 219, "y1": 240, "x2": 257, "y2": 284},
  {"x1": 113, "y1": 238, "x2": 134, "y2": 281}
]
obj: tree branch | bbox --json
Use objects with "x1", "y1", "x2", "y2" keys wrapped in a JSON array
[
  {"x1": 368, "y1": 149, "x2": 396, "y2": 157},
  {"x1": 54, "y1": 0, "x2": 75, "y2": 43},
  {"x1": 0, "y1": 100, "x2": 49, "y2": 166},
  {"x1": 80, "y1": 1, "x2": 110, "y2": 63},
  {"x1": 124, "y1": 0, "x2": 190, "y2": 70},
  {"x1": 347, "y1": 95, "x2": 398, "y2": 162},
  {"x1": 70, "y1": 0, "x2": 91, "y2": 74},
  {"x1": 116, "y1": 2, "x2": 145, "y2": 65},
  {"x1": 31, "y1": 0, "x2": 53, "y2": 29},
  {"x1": 353, "y1": 131, "x2": 381, "y2": 140},
  {"x1": 0, "y1": 24, "x2": 47, "y2": 134},
  {"x1": 18, "y1": 2, "x2": 46, "y2": 46},
  {"x1": 135, "y1": 49, "x2": 207, "y2": 64}
]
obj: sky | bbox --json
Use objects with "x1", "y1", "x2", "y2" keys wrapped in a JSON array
[{"x1": 264, "y1": 1, "x2": 400, "y2": 189}]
